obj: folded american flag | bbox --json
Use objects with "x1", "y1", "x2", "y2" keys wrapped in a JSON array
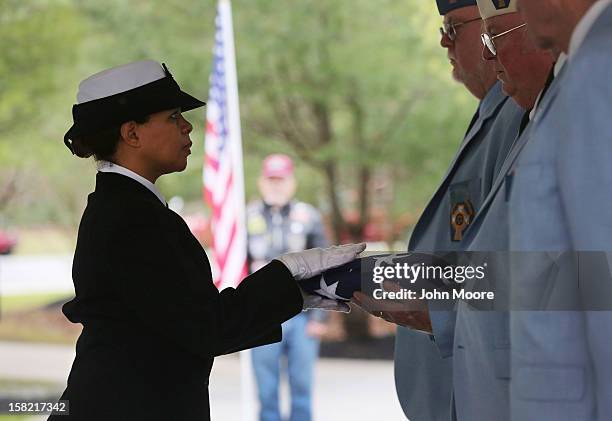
[
  {"x1": 299, "y1": 252, "x2": 454, "y2": 301},
  {"x1": 299, "y1": 258, "x2": 363, "y2": 302}
]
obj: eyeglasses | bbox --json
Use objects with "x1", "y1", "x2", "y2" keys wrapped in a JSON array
[
  {"x1": 481, "y1": 23, "x2": 527, "y2": 56},
  {"x1": 439, "y1": 17, "x2": 483, "y2": 41}
]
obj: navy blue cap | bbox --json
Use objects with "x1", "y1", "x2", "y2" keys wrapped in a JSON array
[{"x1": 436, "y1": 0, "x2": 477, "y2": 15}]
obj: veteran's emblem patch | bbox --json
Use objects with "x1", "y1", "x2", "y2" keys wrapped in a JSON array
[{"x1": 451, "y1": 200, "x2": 475, "y2": 241}]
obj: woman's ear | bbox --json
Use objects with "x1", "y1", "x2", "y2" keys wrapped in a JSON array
[{"x1": 119, "y1": 121, "x2": 140, "y2": 147}]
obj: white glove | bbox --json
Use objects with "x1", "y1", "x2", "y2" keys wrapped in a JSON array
[
  {"x1": 275, "y1": 243, "x2": 367, "y2": 280},
  {"x1": 276, "y1": 243, "x2": 366, "y2": 313},
  {"x1": 301, "y1": 291, "x2": 351, "y2": 313}
]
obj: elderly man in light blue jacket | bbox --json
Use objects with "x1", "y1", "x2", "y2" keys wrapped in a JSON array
[
  {"x1": 390, "y1": 1, "x2": 524, "y2": 420},
  {"x1": 421, "y1": 1, "x2": 555, "y2": 419},
  {"x1": 508, "y1": 0, "x2": 612, "y2": 419},
  {"x1": 370, "y1": 1, "x2": 555, "y2": 420}
]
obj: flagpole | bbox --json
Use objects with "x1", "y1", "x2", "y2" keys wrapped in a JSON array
[
  {"x1": 217, "y1": 1, "x2": 256, "y2": 419},
  {"x1": 220, "y1": 0, "x2": 247, "y2": 290}
]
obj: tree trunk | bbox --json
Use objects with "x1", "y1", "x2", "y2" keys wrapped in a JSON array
[
  {"x1": 323, "y1": 162, "x2": 344, "y2": 243},
  {"x1": 349, "y1": 83, "x2": 371, "y2": 242}
]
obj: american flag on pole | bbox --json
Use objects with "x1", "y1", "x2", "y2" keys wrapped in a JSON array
[{"x1": 204, "y1": 0, "x2": 248, "y2": 290}]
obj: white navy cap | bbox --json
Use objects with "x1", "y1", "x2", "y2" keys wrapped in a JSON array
[
  {"x1": 64, "y1": 60, "x2": 205, "y2": 154},
  {"x1": 477, "y1": 0, "x2": 517, "y2": 19},
  {"x1": 76, "y1": 60, "x2": 169, "y2": 104}
]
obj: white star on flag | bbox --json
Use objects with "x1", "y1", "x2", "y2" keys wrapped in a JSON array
[{"x1": 314, "y1": 276, "x2": 346, "y2": 301}]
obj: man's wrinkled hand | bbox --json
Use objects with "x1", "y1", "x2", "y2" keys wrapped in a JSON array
[{"x1": 352, "y1": 281, "x2": 433, "y2": 334}]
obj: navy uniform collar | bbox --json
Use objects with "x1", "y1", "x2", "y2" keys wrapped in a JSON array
[
  {"x1": 94, "y1": 172, "x2": 168, "y2": 209},
  {"x1": 97, "y1": 160, "x2": 166, "y2": 205}
]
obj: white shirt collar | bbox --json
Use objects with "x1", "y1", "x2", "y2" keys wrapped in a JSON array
[
  {"x1": 96, "y1": 160, "x2": 166, "y2": 205},
  {"x1": 569, "y1": 0, "x2": 612, "y2": 60},
  {"x1": 529, "y1": 53, "x2": 568, "y2": 120},
  {"x1": 553, "y1": 53, "x2": 568, "y2": 78}
]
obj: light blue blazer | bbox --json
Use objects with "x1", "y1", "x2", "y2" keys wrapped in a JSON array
[
  {"x1": 394, "y1": 82, "x2": 523, "y2": 421},
  {"x1": 508, "y1": 5, "x2": 612, "y2": 420},
  {"x1": 436, "y1": 69, "x2": 565, "y2": 421}
]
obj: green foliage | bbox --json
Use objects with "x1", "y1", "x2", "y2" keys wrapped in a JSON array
[
  {"x1": 0, "y1": 0, "x2": 476, "y2": 236},
  {"x1": 0, "y1": 1, "x2": 80, "y2": 157},
  {"x1": 0, "y1": 292, "x2": 68, "y2": 315},
  {"x1": 234, "y1": 0, "x2": 477, "y2": 233}
]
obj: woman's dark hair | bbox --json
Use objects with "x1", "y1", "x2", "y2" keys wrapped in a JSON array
[{"x1": 71, "y1": 115, "x2": 150, "y2": 160}]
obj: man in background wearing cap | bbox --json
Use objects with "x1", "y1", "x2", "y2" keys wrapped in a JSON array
[
  {"x1": 390, "y1": 1, "x2": 524, "y2": 420},
  {"x1": 247, "y1": 154, "x2": 328, "y2": 421},
  {"x1": 506, "y1": 0, "x2": 612, "y2": 419}
]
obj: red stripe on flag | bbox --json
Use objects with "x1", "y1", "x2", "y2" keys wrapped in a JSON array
[
  {"x1": 214, "y1": 221, "x2": 238, "y2": 269},
  {"x1": 204, "y1": 153, "x2": 220, "y2": 172},
  {"x1": 203, "y1": 2, "x2": 247, "y2": 291},
  {"x1": 211, "y1": 173, "x2": 234, "y2": 221}
]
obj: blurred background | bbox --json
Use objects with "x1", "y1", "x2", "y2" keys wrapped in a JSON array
[{"x1": 0, "y1": 0, "x2": 477, "y2": 419}]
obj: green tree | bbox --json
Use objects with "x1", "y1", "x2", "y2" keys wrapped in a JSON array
[
  {"x1": 234, "y1": 0, "x2": 476, "y2": 242},
  {"x1": 0, "y1": 0, "x2": 86, "y2": 223},
  {"x1": 1, "y1": 0, "x2": 476, "y2": 239}
]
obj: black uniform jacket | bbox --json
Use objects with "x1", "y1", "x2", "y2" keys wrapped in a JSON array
[{"x1": 50, "y1": 172, "x2": 303, "y2": 421}]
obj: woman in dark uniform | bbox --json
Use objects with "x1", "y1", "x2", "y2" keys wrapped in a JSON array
[{"x1": 50, "y1": 60, "x2": 364, "y2": 421}]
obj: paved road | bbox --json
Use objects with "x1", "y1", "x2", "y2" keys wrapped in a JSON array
[
  {"x1": 0, "y1": 252, "x2": 409, "y2": 419},
  {"x1": 0, "y1": 255, "x2": 73, "y2": 296},
  {"x1": 0, "y1": 341, "x2": 406, "y2": 420}
]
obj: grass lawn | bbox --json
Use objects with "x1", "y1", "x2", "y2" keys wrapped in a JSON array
[
  {"x1": 0, "y1": 378, "x2": 63, "y2": 421},
  {"x1": 0, "y1": 318, "x2": 77, "y2": 344},
  {"x1": 0, "y1": 293, "x2": 78, "y2": 345},
  {"x1": 11, "y1": 226, "x2": 76, "y2": 256},
  {"x1": 0, "y1": 293, "x2": 70, "y2": 316}
]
